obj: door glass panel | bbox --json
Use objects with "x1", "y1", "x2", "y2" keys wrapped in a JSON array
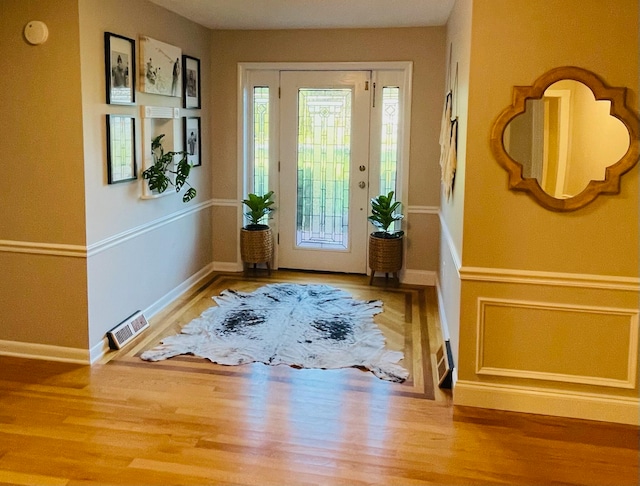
[
  {"x1": 380, "y1": 86, "x2": 399, "y2": 196},
  {"x1": 253, "y1": 86, "x2": 269, "y2": 197},
  {"x1": 296, "y1": 89, "x2": 351, "y2": 250}
]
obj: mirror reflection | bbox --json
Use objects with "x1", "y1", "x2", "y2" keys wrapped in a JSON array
[{"x1": 503, "y1": 80, "x2": 629, "y2": 199}]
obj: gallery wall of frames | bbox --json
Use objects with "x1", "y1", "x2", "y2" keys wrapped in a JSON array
[{"x1": 104, "y1": 31, "x2": 202, "y2": 200}]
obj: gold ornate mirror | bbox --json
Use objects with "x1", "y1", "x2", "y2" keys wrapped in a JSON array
[{"x1": 490, "y1": 66, "x2": 639, "y2": 211}]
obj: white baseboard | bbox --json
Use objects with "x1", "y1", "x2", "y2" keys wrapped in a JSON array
[
  {"x1": 0, "y1": 340, "x2": 90, "y2": 364},
  {"x1": 212, "y1": 262, "x2": 436, "y2": 283},
  {"x1": 144, "y1": 263, "x2": 215, "y2": 319},
  {"x1": 454, "y1": 380, "x2": 640, "y2": 425},
  {"x1": 0, "y1": 264, "x2": 217, "y2": 365},
  {"x1": 89, "y1": 338, "x2": 111, "y2": 364},
  {"x1": 94, "y1": 263, "x2": 217, "y2": 362},
  {"x1": 212, "y1": 261, "x2": 244, "y2": 272},
  {"x1": 402, "y1": 269, "x2": 436, "y2": 286},
  {"x1": 435, "y1": 278, "x2": 451, "y2": 341}
]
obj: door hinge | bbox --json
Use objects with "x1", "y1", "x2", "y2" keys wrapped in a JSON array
[
  {"x1": 372, "y1": 82, "x2": 376, "y2": 107},
  {"x1": 278, "y1": 161, "x2": 281, "y2": 172},
  {"x1": 365, "y1": 81, "x2": 369, "y2": 91},
  {"x1": 278, "y1": 87, "x2": 281, "y2": 98},
  {"x1": 277, "y1": 233, "x2": 280, "y2": 245}
]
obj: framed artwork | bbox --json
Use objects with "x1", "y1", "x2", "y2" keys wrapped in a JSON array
[
  {"x1": 104, "y1": 32, "x2": 135, "y2": 104},
  {"x1": 139, "y1": 36, "x2": 182, "y2": 97},
  {"x1": 106, "y1": 115, "x2": 137, "y2": 184},
  {"x1": 183, "y1": 116, "x2": 201, "y2": 167},
  {"x1": 182, "y1": 55, "x2": 201, "y2": 108}
]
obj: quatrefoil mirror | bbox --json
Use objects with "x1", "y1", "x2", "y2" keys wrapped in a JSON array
[{"x1": 490, "y1": 66, "x2": 639, "y2": 211}]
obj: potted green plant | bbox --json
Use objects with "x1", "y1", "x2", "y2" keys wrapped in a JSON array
[
  {"x1": 368, "y1": 191, "x2": 404, "y2": 284},
  {"x1": 142, "y1": 134, "x2": 196, "y2": 202},
  {"x1": 240, "y1": 191, "x2": 275, "y2": 274}
]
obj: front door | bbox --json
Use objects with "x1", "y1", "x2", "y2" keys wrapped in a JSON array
[{"x1": 278, "y1": 71, "x2": 371, "y2": 273}]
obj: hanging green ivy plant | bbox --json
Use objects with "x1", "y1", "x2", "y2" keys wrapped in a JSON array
[{"x1": 142, "y1": 134, "x2": 196, "y2": 202}]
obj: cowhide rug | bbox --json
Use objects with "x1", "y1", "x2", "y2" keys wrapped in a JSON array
[{"x1": 141, "y1": 283, "x2": 409, "y2": 382}]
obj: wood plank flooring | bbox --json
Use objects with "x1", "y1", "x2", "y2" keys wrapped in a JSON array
[
  {"x1": 114, "y1": 271, "x2": 442, "y2": 400},
  {"x1": 0, "y1": 270, "x2": 638, "y2": 485}
]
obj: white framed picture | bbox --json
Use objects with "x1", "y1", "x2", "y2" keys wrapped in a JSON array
[
  {"x1": 139, "y1": 36, "x2": 182, "y2": 97},
  {"x1": 106, "y1": 115, "x2": 137, "y2": 184},
  {"x1": 104, "y1": 32, "x2": 135, "y2": 104},
  {"x1": 183, "y1": 116, "x2": 201, "y2": 167},
  {"x1": 182, "y1": 55, "x2": 201, "y2": 109}
]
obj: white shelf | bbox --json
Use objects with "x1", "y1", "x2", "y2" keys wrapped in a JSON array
[{"x1": 140, "y1": 106, "x2": 182, "y2": 200}]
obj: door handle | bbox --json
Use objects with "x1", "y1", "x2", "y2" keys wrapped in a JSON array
[{"x1": 358, "y1": 181, "x2": 366, "y2": 189}]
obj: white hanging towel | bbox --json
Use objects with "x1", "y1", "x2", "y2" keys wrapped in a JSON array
[
  {"x1": 439, "y1": 91, "x2": 452, "y2": 175},
  {"x1": 443, "y1": 118, "x2": 458, "y2": 201}
]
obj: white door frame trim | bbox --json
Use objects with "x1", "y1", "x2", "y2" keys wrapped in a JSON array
[{"x1": 237, "y1": 61, "x2": 413, "y2": 269}]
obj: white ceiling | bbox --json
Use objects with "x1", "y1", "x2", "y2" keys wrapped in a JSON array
[{"x1": 147, "y1": 0, "x2": 456, "y2": 30}]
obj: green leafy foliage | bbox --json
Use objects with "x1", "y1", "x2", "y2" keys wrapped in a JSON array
[
  {"x1": 368, "y1": 191, "x2": 404, "y2": 238},
  {"x1": 142, "y1": 134, "x2": 197, "y2": 203},
  {"x1": 242, "y1": 191, "x2": 275, "y2": 228}
]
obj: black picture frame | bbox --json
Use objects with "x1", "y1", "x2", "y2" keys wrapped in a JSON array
[
  {"x1": 106, "y1": 115, "x2": 137, "y2": 184},
  {"x1": 104, "y1": 32, "x2": 135, "y2": 105},
  {"x1": 182, "y1": 55, "x2": 201, "y2": 109},
  {"x1": 183, "y1": 116, "x2": 201, "y2": 167}
]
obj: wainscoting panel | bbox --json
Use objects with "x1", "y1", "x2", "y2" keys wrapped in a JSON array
[
  {"x1": 455, "y1": 270, "x2": 640, "y2": 425},
  {"x1": 476, "y1": 298, "x2": 638, "y2": 389}
]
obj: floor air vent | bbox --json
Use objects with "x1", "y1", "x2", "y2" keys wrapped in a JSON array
[
  {"x1": 436, "y1": 340, "x2": 454, "y2": 389},
  {"x1": 107, "y1": 310, "x2": 149, "y2": 349}
]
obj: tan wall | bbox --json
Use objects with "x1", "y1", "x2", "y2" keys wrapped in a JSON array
[
  {"x1": 0, "y1": 0, "x2": 86, "y2": 244},
  {"x1": 462, "y1": 0, "x2": 638, "y2": 275},
  {"x1": 454, "y1": 0, "x2": 639, "y2": 424},
  {"x1": 210, "y1": 28, "x2": 446, "y2": 268},
  {"x1": 0, "y1": 0, "x2": 89, "y2": 349},
  {"x1": 405, "y1": 213, "x2": 440, "y2": 271},
  {"x1": 0, "y1": 0, "x2": 214, "y2": 355}
]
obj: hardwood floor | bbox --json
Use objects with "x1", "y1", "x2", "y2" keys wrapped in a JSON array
[{"x1": 0, "y1": 271, "x2": 637, "y2": 485}]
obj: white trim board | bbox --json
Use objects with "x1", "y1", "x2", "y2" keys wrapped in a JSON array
[
  {"x1": 0, "y1": 263, "x2": 217, "y2": 365},
  {"x1": 87, "y1": 200, "x2": 214, "y2": 257},
  {"x1": 475, "y1": 297, "x2": 639, "y2": 390},
  {"x1": 212, "y1": 261, "x2": 244, "y2": 273},
  {"x1": 460, "y1": 266, "x2": 639, "y2": 292},
  {"x1": 0, "y1": 199, "x2": 214, "y2": 258},
  {"x1": 211, "y1": 198, "x2": 239, "y2": 207},
  {"x1": 93, "y1": 263, "x2": 216, "y2": 363},
  {"x1": 0, "y1": 340, "x2": 90, "y2": 365},
  {"x1": 435, "y1": 277, "x2": 452, "y2": 342},
  {"x1": 0, "y1": 240, "x2": 86, "y2": 258},
  {"x1": 454, "y1": 380, "x2": 640, "y2": 425},
  {"x1": 406, "y1": 205, "x2": 439, "y2": 214},
  {"x1": 402, "y1": 269, "x2": 437, "y2": 286},
  {"x1": 438, "y1": 213, "x2": 462, "y2": 272},
  {"x1": 436, "y1": 212, "x2": 638, "y2": 292}
]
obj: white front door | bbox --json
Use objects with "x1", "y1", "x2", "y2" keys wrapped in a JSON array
[{"x1": 278, "y1": 71, "x2": 371, "y2": 273}]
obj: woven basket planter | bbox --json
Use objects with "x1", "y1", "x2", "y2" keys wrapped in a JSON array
[
  {"x1": 240, "y1": 226, "x2": 273, "y2": 265},
  {"x1": 369, "y1": 233, "x2": 403, "y2": 284}
]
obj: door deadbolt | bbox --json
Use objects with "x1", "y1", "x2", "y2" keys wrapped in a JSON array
[
  {"x1": 359, "y1": 165, "x2": 366, "y2": 172},
  {"x1": 358, "y1": 181, "x2": 366, "y2": 189}
]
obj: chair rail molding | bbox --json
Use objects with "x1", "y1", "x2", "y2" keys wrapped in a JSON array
[
  {"x1": 0, "y1": 240, "x2": 86, "y2": 258},
  {"x1": 0, "y1": 199, "x2": 214, "y2": 259},
  {"x1": 460, "y1": 266, "x2": 639, "y2": 292}
]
